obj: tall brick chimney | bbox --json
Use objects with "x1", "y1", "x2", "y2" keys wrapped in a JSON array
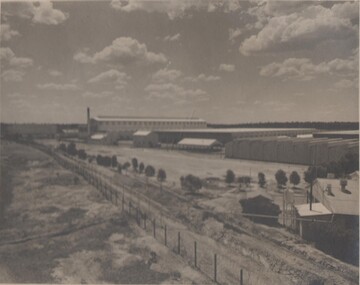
[{"x1": 87, "y1": 107, "x2": 90, "y2": 136}]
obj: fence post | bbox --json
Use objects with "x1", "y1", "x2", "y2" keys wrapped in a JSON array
[
  {"x1": 144, "y1": 213, "x2": 147, "y2": 230},
  {"x1": 164, "y1": 225, "x2": 167, "y2": 246},
  {"x1": 129, "y1": 201, "x2": 131, "y2": 215},
  {"x1": 240, "y1": 269, "x2": 243, "y2": 285},
  {"x1": 122, "y1": 193, "x2": 125, "y2": 212},
  {"x1": 153, "y1": 219, "x2": 156, "y2": 238},
  {"x1": 194, "y1": 241, "x2": 197, "y2": 268},
  {"x1": 214, "y1": 254, "x2": 217, "y2": 283},
  {"x1": 177, "y1": 232, "x2": 180, "y2": 254},
  {"x1": 136, "y1": 208, "x2": 139, "y2": 225}
]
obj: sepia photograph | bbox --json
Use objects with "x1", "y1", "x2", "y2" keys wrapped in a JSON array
[{"x1": 0, "y1": 0, "x2": 359, "y2": 284}]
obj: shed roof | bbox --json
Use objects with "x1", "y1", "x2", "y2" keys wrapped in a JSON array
[
  {"x1": 313, "y1": 178, "x2": 359, "y2": 216},
  {"x1": 295, "y1": 203, "x2": 332, "y2": 217},
  {"x1": 178, "y1": 138, "x2": 222, "y2": 147},
  {"x1": 91, "y1": 133, "x2": 107, "y2": 140},
  {"x1": 133, "y1": 130, "x2": 153, "y2": 136}
]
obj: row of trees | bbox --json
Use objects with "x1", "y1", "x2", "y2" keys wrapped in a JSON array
[{"x1": 58, "y1": 142, "x2": 88, "y2": 161}]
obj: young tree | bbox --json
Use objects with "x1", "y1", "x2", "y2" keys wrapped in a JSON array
[
  {"x1": 67, "y1": 142, "x2": 77, "y2": 156},
  {"x1": 289, "y1": 171, "x2": 300, "y2": 187},
  {"x1": 157, "y1": 169, "x2": 167, "y2": 191},
  {"x1": 145, "y1": 165, "x2": 156, "y2": 186},
  {"x1": 111, "y1": 155, "x2": 118, "y2": 168},
  {"x1": 225, "y1": 169, "x2": 235, "y2": 185},
  {"x1": 180, "y1": 176, "x2": 185, "y2": 189},
  {"x1": 59, "y1": 143, "x2": 67, "y2": 152},
  {"x1": 96, "y1": 155, "x2": 103, "y2": 166},
  {"x1": 275, "y1": 169, "x2": 288, "y2": 188},
  {"x1": 117, "y1": 163, "x2": 122, "y2": 174},
  {"x1": 123, "y1": 161, "x2": 131, "y2": 174},
  {"x1": 238, "y1": 176, "x2": 251, "y2": 187},
  {"x1": 258, "y1": 172, "x2": 266, "y2": 188},
  {"x1": 304, "y1": 166, "x2": 317, "y2": 184},
  {"x1": 103, "y1": 156, "x2": 112, "y2": 167},
  {"x1": 77, "y1": 149, "x2": 87, "y2": 160},
  {"x1": 132, "y1": 158, "x2": 138, "y2": 172},
  {"x1": 139, "y1": 162, "x2": 145, "y2": 174}
]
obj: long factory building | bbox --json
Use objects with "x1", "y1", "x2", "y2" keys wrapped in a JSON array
[{"x1": 225, "y1": 137, "x2": 359, "y2": 165}]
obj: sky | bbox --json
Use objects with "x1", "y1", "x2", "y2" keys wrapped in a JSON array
[{"x1": 0, "y1": 0, "x2": 359, "y2": 124}]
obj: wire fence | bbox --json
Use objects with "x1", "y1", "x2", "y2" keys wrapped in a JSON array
[{"x1": 25, "y1": 141, "x2": 276, "y2": 285}]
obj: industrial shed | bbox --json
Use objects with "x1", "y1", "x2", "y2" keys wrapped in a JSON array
[
  {"x1": 225, "y1": 137, "x2": 359, "y2": 165},
  {"x1": 177, "y1": 138, "x2": 222, "y2": 151},
  {"x1": 133, "y1": 131, "x2": 159, "y2": 148}
]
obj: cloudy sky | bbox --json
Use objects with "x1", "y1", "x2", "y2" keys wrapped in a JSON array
[{"x1": 0, "y1": 0, "x2": 358, "y2": 124}]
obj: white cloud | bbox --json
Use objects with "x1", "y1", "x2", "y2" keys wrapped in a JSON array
[
  {"x1": 2, "y1": 1, "x2": 68, "y2": 25},
  {"x1": 145, "y1": 82, "x2": 207, "y2": 100},
  {"x1": 110, "y1": 0, "x2": 240, "y2": 20},
  {"x1": 334, "y1": 79, "x2": 358, "y2": 89},
  {"x1": 0, "y1": 47, "x2": 33, "y2": 69},
  {"x1": 0, "y1": 24, "x2": 20, "y2": 41},
  {"x1": 229, "y1": 28, "x2": 242, "y2": 42},
  {"x1": 164, "y1": 33, "x2": 181, "y2": 42},
  {"x1": 74, "y1": 37, "x2": 167, "y2": 66},
  {"x1": 82, "y1": 91, "x2": 114, "y2": 98},
  {"x1": 184, "y1": 73, "x2": 221, "y2": 82},
  {"x1": 219, "y1": 64, "x2": 235, "y2": 72},
  {"x1": 88, "y1": 69, "x2": 131, "y2": 89},
  {"x1": 37, "y1": 83, "x2": 80, "y2": 91},
  {"x1": 152, "y1": 68, "x2": 183, "y2": 83},
  {"x1": 260, "y1": 54, "x2": 358, "y2": 81},
  {"x1": 48, "y1": 69, "x2": 62, "y2": 77},
  {"x1": 240, "y1": 2, "x2": 358, "y2": 55},
  {"x1": 1, "y1": 69, "x2": 25, "y2": 82}
]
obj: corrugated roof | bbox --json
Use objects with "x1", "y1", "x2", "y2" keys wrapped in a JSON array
[
  {"x1": 178, "y1": 138, "x2": 221, "y2": 147},
  {"x1": 295, "y1": 203, "x2": 332, "y2": 217},
  {"x1": 313, "y1": 178, "x2": 359, "y2": 216},
  {"x1": 93, "y1": 116, "x2": 206, "y2": 122},
  {"x1": 133, "y1": 130, "x2": 152, "y2": 136}
]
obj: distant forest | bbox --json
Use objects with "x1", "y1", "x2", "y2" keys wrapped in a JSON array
[{"x1": 207, "y1": 122, "x2": 359, "y2": 130}]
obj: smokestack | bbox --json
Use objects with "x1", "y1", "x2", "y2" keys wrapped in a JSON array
[{"x1": 87, "y1": 107, "x2": 90, "y2": 136}]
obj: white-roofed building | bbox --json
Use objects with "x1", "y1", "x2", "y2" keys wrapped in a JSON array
[
  {"x1": 177, "y1": 138, "x2": 222, "y2": 151},
  {"x1": 133, "y1": 130, "x2": 159, "y2": 148}
]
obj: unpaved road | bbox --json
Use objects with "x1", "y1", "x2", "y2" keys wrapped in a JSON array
[{"x1": 0, "y1": 141, "x2": 210, "y2": 284}]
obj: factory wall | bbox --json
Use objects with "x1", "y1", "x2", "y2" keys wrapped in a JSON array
[{"x1": 225, "y1": 137, "x2": 359, "y2": 165}]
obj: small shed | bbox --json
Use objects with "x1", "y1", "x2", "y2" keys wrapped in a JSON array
[
  {"x1": 133, "y1": 131, "x2": 159, "y2": 148},
  {"x1": 177, "y1": 138, "x2": 222, "y2": 151}
]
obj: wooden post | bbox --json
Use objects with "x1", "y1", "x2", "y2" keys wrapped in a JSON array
[
  {"x1": 214, "y1": 254, "x2": 217, "y2": 282},
  {"x1": 177, "y1": 232, "x2": 180, "y2": 254},
  {"x1": 129, "y1": 201, "x2": 131, "y2": 214},
  {"x1": 144, "y1": 213, "x2": 147, "y2": 230},
  {"x1": 153, "y1": 219, "x2": 156, "y2": 238},
  {"x1": 240, "y1": 269, "x2": 243, "y2": 285},
  {"x1": 194, "y1": 241, "x2": 197, "y2": 268},
  {"x1": 164, "y1": 225, "x2": 167, "y2": 246},
  {"x1": 122, "y1": 193, "x2": 125, "y2": 212}
]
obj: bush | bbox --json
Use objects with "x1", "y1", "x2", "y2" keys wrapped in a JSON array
[
  {"x1": 225, "y1": 169, "x2": 235, "y2": 185},
  {"x1": 258, "y1": 172, "x2": 266, "y2": 188},
  {"x1": 111, "y1": 155, "x2": 118, "y2": 168},
  {"x1": 103, "y1": 156, "x2": 112, "y2": 167},
  {"x1": 275, "y1": 169, "x2": 287, "y2": 187},
  {"x1": 59, "y1": 143, "x2": 67, "y2": 152},
  {"x1": 78, "y1": 149, "x2": 87, "y2": 160},
  {"x1": 67, "y1": 142, "x2": 77, "y2": 156},
  {"x1": 117, "y1": 164, "x2": 122, "y2": 174},
  {"x1": 123, "y1": 162, "x2": 131, "y2": 174},
  {"x1": 183, "y1": 175, "x2": 202, "y2": 193},
  {"x1": 96, "y1": 155, "x2": 103, "y2": 165}
]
